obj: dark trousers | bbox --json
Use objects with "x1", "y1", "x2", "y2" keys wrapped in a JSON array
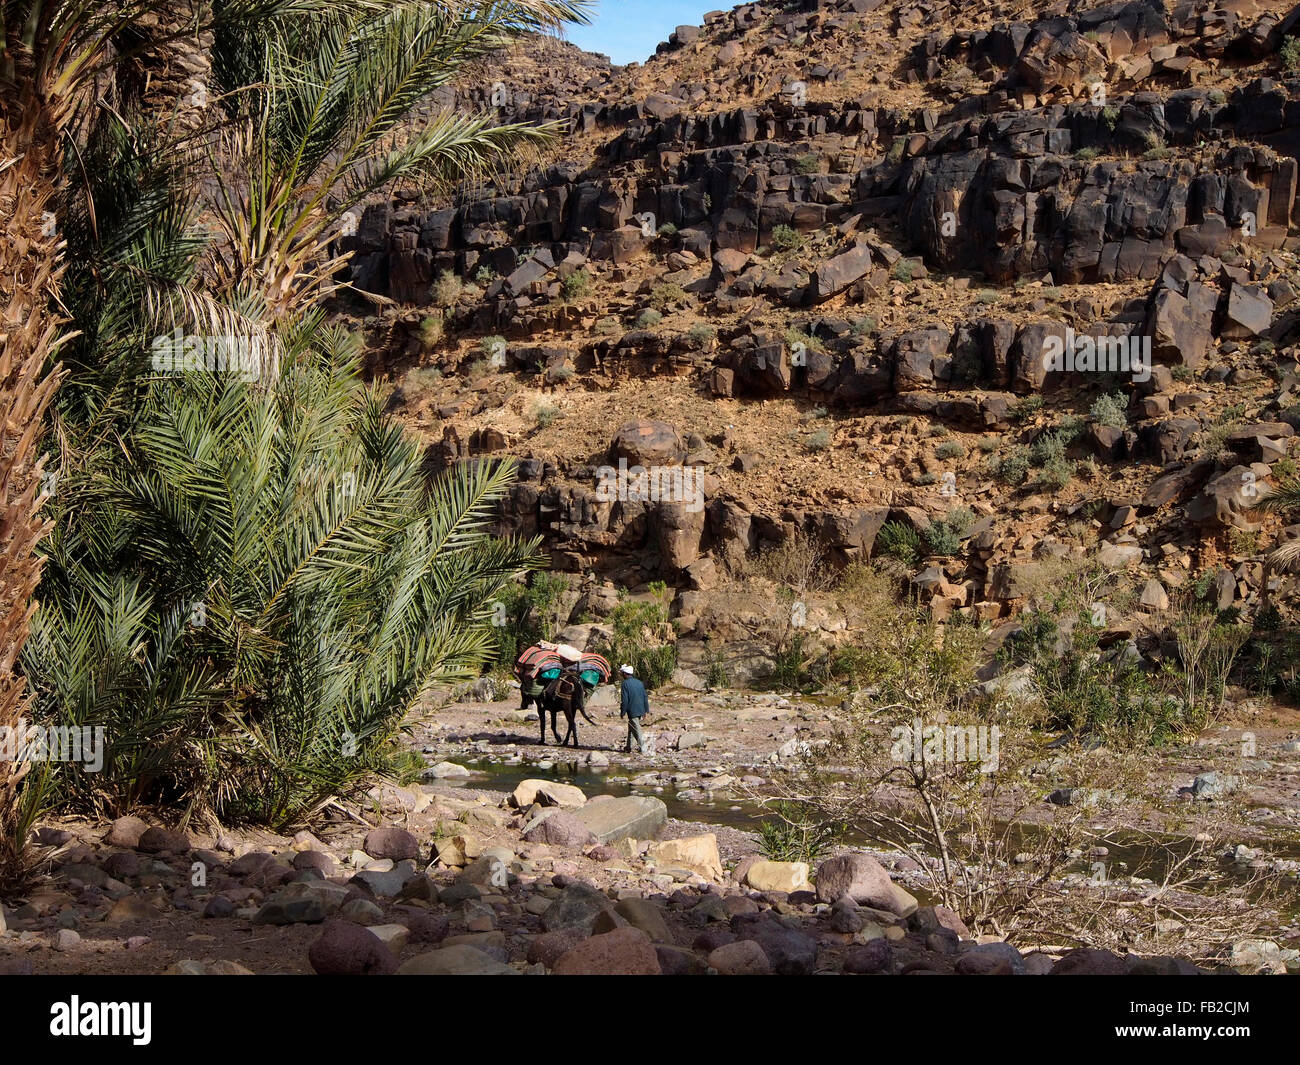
[{"x1": 625, "y1": 717, "x2": 644, "y2": 753}]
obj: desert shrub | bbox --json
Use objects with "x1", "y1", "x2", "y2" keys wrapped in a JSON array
[
  {"x1": 805, "y1": 428, "x2": 832, "y2": 451},
  {"x1": 1283, "y1": 36, "x2": 1300, "y2": 72},
  {"x1": 935, "y1": 439, "x2": 967, "y2": 460},
  {"x1": 784, "y1": 326, "x2": 824, "y2": 354},
  {"x1": 1090, "y1": 391, "x2": 1128, "y2": 429},
  {"x1": 851, "y1": 315, "x2": 876, "y2": 335},
  {"x1": 757, "y1": 801, "x2": 842, "y2": 864},
  {"x1": 475, "y1": 265, "x2": 498, "y2": 285},
  {"x1": 1035, "y1": 454, "x2": 1075, "y2": 490},
  {"x1": 751, "y1": 530, "x2": 832, "y2": 594},
  {"x1": 771, "y1": 224, "x2": 802, "y2": 251},
  {"x1": 656, "y1": 222, "x2": 678, "y2": 237},
  {"x1": 923, "y1": 508, "x2": 972, "y2": 556},
  {"x1": 561, "y1": 268, "x2": 591, "y2": 301},
  {"x1": 416, "y1": 315, "x2": 444, "y2": 351},
  {"x1": 406, "y1": 366, "x2": 443, "y2": 390},
  {"x1": 1009, "y1": 395, "x2": 1044, "y2": 423},
  {"x1": 533, "y1": 401, "x2": 560, "y2": 428},
  {"x1": 1074, "y1": 147, "x2": 1098, "y2": 161},
  {"x1": 688, "y1": 322, "x2": 715, "y2": 345},
  {"x1": 594, "y1": 316, "x2": 621, "y2": 334},
  {"x1": 891, "y1": 259, "x2": 915, "y2": 282},
  {"x1": 876, "y1": 521, "x2": 922, "y2": 566},
  {"x1": 991, "y1": 448, "x2": 1031, "y2": 485},
  {"x1": 795, "y1": 152, "x2": 821, "y2": 174},
  {"x1": 636, "y1": 308, "x2": 663, "y2": 328},
  {"x1": 649, "y1": 282, "x2": 687, "y2": 309},
  {"x1": 432, "y1": 271, "x2": 463, "y2": 307},
  {"x1": 595, "y1": 585, "x2": 677, "y2": 690}
]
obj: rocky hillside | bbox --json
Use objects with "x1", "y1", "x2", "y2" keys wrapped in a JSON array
[{"x1": 338, "y1": 0, "x2": 1300, "y2": 659}]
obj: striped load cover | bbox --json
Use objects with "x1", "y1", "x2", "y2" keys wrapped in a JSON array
[
  {"x1": 578, "y1": 653, "x2": 611, "y2": 683},
  {"x1": 515, "y1": 645, "x2": 562, "y2": 678}
]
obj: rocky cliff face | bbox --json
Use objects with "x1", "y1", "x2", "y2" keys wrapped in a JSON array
[{"x1": 338, "y1": 0, "x2": 1300, "y2": 639}]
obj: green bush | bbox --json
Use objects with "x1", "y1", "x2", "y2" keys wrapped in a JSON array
[
  {"x1": 29, "y1": 327, "x2": 542, "y2": 824},
  {"x1": 649, "y1": 282, "x2": 687, "y2": 309},
  {"x1": 771, "y1": 224, "x2": 802, "y2": 251},
  {"x1": 636, "y1": 308, "x2": 663, "y2": 328},
  {"x1": 875, "y1": 521, "x2": 922, "y2": 566},
  {"x1": 757, "y1": 801, "x2": 841, "y2": 864},
  {"x1": 596, "y1": 587, "x2": 678, "y2": 690},
  {"x1": 489, "y1": 571, "x2": 569, "y2": 668},
  {"x1": 1283, "y1": 36, "x2": 1300, "y2": 72},
  {"x1": 432, "y1": 271, "x2": 463, "y2": 307},
  {"x1": 935, "y1": 439, "x2": 967, "y2": 461},
  {"x1": 991, "y1": 448, "x2": 1031, "y2": 485},
  {"x1": 561, "y1": 268, "x2": 591, "y2": 301},
  {"x1": 1009, "y1": 395, "x2": 1044, "y2": 423},
  {"x1": 795, "y1": 152, "x2": 821, "y2": 174},
  {"x1": 1090, "y1": 391, "x2": 1128, "y2": 429},
  {"x1": 922, "y1": 508, "x2": 972, "y2": 557}
]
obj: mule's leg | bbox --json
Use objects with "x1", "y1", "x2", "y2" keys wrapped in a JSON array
[
  {"x1": 552, "y1": 708, "x2": 563, "y2": 743},
  {"x1": 538, "y1": 703, "x2": 547, "y2": 746}
]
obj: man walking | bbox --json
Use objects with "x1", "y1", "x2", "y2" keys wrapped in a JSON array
[{"x1": 618, "y1": 664, "x2": 649, "y2": 754}]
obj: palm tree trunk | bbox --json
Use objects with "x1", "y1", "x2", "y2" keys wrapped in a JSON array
[
  {"x1": 0, "y1": 99, "x2": 66, "y2": 891},
  {"x1": 116, "y1": 2, "x2": 214, "y2": 133}
]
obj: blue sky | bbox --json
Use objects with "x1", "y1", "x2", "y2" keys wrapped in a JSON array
[{"x1": 566, "y1": 0, "x2": 715, "y2": 65}]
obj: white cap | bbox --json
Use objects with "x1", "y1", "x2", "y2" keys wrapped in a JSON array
[{"x1": 620, "y1": 664, "x2": 634, "y2": 675}]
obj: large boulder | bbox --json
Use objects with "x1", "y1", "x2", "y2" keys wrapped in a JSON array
[
  {"x1": 542, "y1": 882, "x2": 616, "y2": 934},
  {"x1": 511, "y1": 779, "x2": 586, "y2": 808},
  {"x1": 308, "y1": 919, "x2": 398, "y2": 975},
  {"x1": 647, "y1": 834, "x2": 723, "y2": 880},
  {"x1": 809, "y1": 241, "x2": 873, "y2": 303},
  {"x1": 363, "y1": 827, "x2": 418, "y2": 861},
  {"x1": 552, "y1": 927, "x2": 662, "y2": 975},
  {"x1": 1146, "y1": 288, "x2": 1212, "y2": 368},
  {"x1": 610, "y1": 420, "x2": 685, "y2": 466},
  {"x1": 397, "y1": 945, "x2": 517, "y2": 975},
  {"x1": 574, "y1": 796, "x2": 667, "y2": 844},
  {"x1": 522, "y1": 810, "x2": 598, "y2": 848},
  {"x1": 815, "y1": 853, "x2": 918, "y2": 917},
  {"x1": 742, "y1": 860, "x2": 809, "y2": 893}
]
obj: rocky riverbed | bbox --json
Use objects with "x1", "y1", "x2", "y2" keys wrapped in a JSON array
[{"x1": 2, "y1": 681, "x2": 1298, "y2": 975}]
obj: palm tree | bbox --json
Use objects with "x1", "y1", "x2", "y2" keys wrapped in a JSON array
[
  {"x1": 1256, "y1": 476, "x2": 1300, "y2": 604},
  {"x1": 205, "y1": 1, "x2": 591, "y2": 315},
  {"x1": 2, "y1": 0, "x2": 588, "y2": 877},
  {"x1": 29, "y1": 315, "x2": 545, "y2": 826}
]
